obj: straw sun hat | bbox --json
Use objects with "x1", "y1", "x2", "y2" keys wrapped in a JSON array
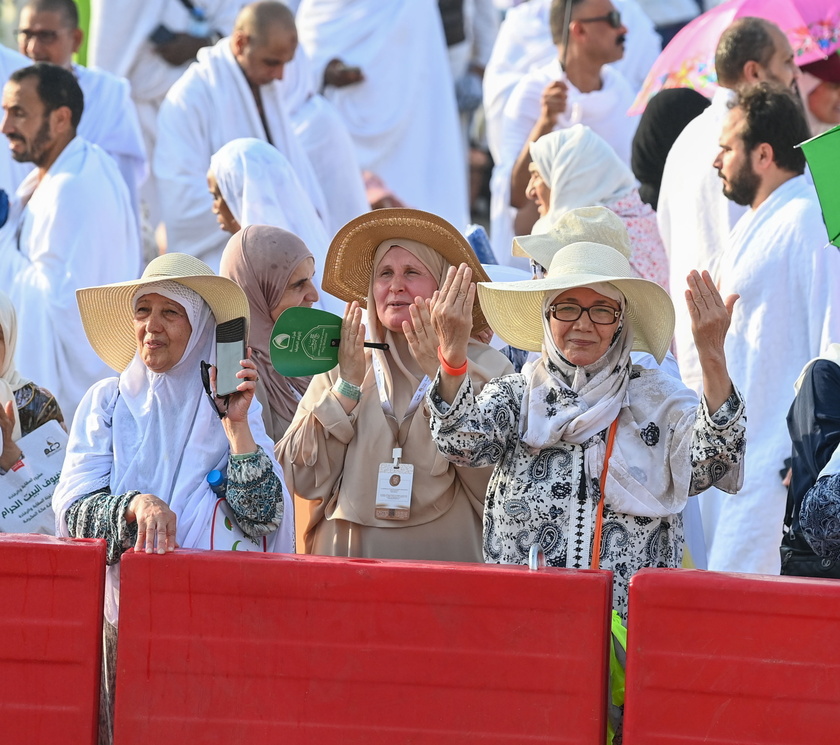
[
  {"x1": 76, "y1": 253, "x2": 251, "y2": 373},
  {"x1": 512, "y1": 206, "x2": 632, "y2": 264},
  {"x1": 477, "y1": 241, "x2": 675, "y2": 363},
  {"x1": 323, "y1": 207, "x2": 491, "y2": 332}
]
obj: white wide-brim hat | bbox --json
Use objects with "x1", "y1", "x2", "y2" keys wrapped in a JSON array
[
  {"x1": 477, "y1": 241, "x2": 675, "y2": 363},
  {"x1": 512, "y1": 205, "x2": 632, "y2": 265},
  {"x1": 76, "y1": 253, "x2": 251, "y2": 372}
]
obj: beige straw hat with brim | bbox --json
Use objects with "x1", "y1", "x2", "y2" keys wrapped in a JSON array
[
  {"x1": 323, "y1": 207, "x2": 491, "y2": 332},
  {"x1": 477, "y1": 241, "x2": 674, "y2": 363},
  {"x1": 76, "y1": 253, "x2": 251, "y2": 373},
  {"x1": 512, "y1": 206, "x2": 632, "y2": 264}
]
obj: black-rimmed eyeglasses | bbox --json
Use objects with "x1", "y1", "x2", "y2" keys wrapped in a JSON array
[
  {"x1": 547, "y1": 303, "x2": 620, "y2": 325},
  {"x1": 576, "y1": 10, "x2": 622, "y2": 29},
  {"x1": 15, "y1": 28, "x2": 61, "y2": 44}
]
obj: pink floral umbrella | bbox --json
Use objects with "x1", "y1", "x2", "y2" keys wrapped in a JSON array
[{"x1": 630, "y1": 0, "x2": 840, "y2": 114}]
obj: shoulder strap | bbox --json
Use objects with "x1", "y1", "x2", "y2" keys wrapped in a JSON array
[{"x1": 590, "y1": 418, "x2": 618, "y2": 570}]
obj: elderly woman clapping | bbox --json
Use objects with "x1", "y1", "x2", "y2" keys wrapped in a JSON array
[
  {"x1": 426, "y1": 241, "x2": 746, "y2": 618},
  {"x1": 53, "y1": 254, "x2": 294, "y2": 623},
  {"x1": 277, "y1": 209, "x2": 513, "y2": 561}
]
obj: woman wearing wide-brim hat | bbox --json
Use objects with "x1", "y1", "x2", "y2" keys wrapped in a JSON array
[
  {"x1": 426, "y1": 240, "x2": 747, "y2": 619},
  {"x1": 276, "y1": 209, "x2": 512, "y2": 560},
  {"x1": 54, "y1": 253, "x2": 295, "y2": 621}
]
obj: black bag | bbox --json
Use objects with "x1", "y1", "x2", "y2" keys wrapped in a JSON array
[
  {"x1": 779, "y1": 358, "x2": 840, "y2": 578},
  {"x1": 438, "y1": 0, "x2": 466, "y2": 47}
]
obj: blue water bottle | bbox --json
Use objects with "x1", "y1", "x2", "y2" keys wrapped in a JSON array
[{"x1": 207, "y1": 469, "x2": 227, "y2": 497}]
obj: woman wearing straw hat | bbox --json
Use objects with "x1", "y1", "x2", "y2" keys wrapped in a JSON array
[
  {"x1": 426, "y1": 242, "x2": 746, "y2": 619},
  {"x1": 53, "y1": 254, "x2": 295, "y2": 620},
  {"x1": 277, "y1": 209, "x2": 513, "y2": 560}
]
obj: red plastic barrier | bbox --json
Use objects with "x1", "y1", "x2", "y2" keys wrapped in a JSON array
[
  {"x1": 624, "y1": 568, "x2": 840, "y2": 744},
  {"x1": 0, "y1": 533, "x2": 106, "y2": 745},
  {"x1": 114, "y1": 551, "x2": 612, "y2": 744}
]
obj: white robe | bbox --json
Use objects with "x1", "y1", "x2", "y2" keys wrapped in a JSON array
[
  {"x1": 657, "y1": 87, "x2": 746, "y2": 397},
  {"x1": 0, "y1": 137, "x2": 140, "y2": 425},
  {"x1": 0, "y1": 46, "x2": 34, "y2": 196},
  {"x1": 87, "y1": 0, "x2": 242, "y2": 226},
  {"x1": 154, "y1": 38, "x2": 329, "y2": 271},
  {"x1": 295, "y1": 0, "x2": 469, "y2": 231},
  {"x1": 483, "y1": 0, "x2": 659, "y2": 165},
  {"x1": 280, "y1": 48, "x2": 369, "y2": 235},
  {"x1": 74, "y1": 64, "x2": 147, "y2": 222},
  {"x1": 491, "y1": 58, "x2": 639, "y2": 266},
  {"x1": 700, "y1": 175, "x2": 840, "y2": 574}
]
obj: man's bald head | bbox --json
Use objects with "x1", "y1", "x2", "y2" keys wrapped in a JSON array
[
  {"x1": 231, "y1": 2, "x2": 298, "y2": 87},
  {"x1": 234, "y1": 1, "x2": 296, "y2": 47},
  {"x1": 716, "y1": 18, "x2": 797, "y2": 90}
]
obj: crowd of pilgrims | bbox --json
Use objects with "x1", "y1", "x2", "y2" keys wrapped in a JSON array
[{"x1": 3, "y1": 0, "x2": 840, "y2": 649}]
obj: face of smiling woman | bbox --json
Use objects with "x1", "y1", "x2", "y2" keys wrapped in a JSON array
[
  {"x1": 548, "y1": 287, "x2": 621, "y2": 366},
  {"x1": 372, "y1": 246, "x2": 439, "y2": 333},
  {"x1": 133, "y1": 293, "x2": 193, "y2": 373}
]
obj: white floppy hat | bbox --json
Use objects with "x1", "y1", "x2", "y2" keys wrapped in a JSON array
[
  {"x1": 76, "y1": 253, "x2": 251, "y2": 372},
  {"x1": 477, "y1": 241, "x2": 674, "y2": 363},
  {"x1": 512, "y1": 206, "x2": 632, "y2": 263},
  {"x1": 323, "y1": 207, "x2": 491, "y2": 332}
]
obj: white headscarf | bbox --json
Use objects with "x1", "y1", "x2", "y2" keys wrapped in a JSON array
[
  {"x1": 530, "y1": 124, "x2": 637, "y2": 234},
  {"x1": 520, "y1": 282, "x2": 631, "y2": 451},
  {"x1": 0, "y1": 290, "x2": 28, "y2": 441},
  {"x1": 209, "y1": 137, "x2": 331, "y2": 255}
]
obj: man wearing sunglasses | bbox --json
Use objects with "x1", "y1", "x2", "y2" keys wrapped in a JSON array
[{"x1": 501, "y1": 0, "x2": 639, "y2": 241}]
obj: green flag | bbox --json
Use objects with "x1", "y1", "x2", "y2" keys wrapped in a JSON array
[{"x1": 798, "y1": 123, "x2": 840, "y2": 249}]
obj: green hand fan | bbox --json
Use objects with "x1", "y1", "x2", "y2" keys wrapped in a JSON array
[{"x1": 269, "y1": 307, "x2": 387, "y2": 376}]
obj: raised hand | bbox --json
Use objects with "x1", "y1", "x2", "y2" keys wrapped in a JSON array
[
  {"x1": 338, "y1": 301, "x2": 366, "y2": 387},
  {"x1": 404, "y1": 297, "x2": 440, "y2": 379},
  {"x1": 430, "y1": 264, "x2": 475, "y2": 372},
  {"x1": 685, "y1": 270, "x2": 738, "y2": 412}
]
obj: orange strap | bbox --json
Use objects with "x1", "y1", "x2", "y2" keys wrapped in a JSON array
[{"x1": 590, "y1": 419, "x2": 619, "y2": 570}]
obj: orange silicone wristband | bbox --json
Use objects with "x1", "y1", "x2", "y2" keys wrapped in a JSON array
[{"x1": 437, "y1": 346, "x2": 468, "y2": 376}]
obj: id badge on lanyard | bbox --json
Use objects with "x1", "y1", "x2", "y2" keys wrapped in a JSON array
[{"x1": 372, "y1": 355, "x2": 430, "y2": 521}]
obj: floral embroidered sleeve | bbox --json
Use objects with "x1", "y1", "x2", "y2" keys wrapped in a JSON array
[
  {"x1": 64, "y1": 446, "x2": 284, "y2": 561},
  {"x1": 688, "y1": 387, "x2": 746, "y2": 496},
  {"x1": 65, "y1": 489, "x2": 140, "y2": 565},
  {"x1": 799, "y1": 474, "x2": 840, "y2": 559},
  {"x1": 225, "y1": 446, "x2": 284, "y2": 537},
  {"x1": 427, "y1": 372, "x2": 524, "y2": 468}
]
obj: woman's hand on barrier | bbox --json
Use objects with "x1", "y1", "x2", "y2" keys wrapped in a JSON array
[
  {"x1": 431, "y1": 264, "x2": 473, "y2": 370},
  {"x1": 405, "y1": 297, "x2": 441, "y2": 379},
  {"x1": 338, "y1": 301, "x2": 366, "y2": 387},
  {"x1": 126, "y1": 493, "x2": 178, "y2": 555}
]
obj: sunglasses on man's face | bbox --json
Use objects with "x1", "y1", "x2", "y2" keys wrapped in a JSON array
[{"x1": 577, "y1": 10, "x2": 622, "y2": 29}]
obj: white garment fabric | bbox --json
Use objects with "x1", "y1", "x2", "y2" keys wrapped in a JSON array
[
  {"x1": 296, "y1": 0, "x2": 469, "y2": 231},
  {"x1": 633, "y1": 0, "x2": 698, "y2": 26},
  {"x1": 657, "y1": 87, "x2": 745, "y2": 397},
  {"x1": 491, "y1": 58, "x2": 638, "y2": 266},
  {"x1": 53, "y1": 283, "x2": 294, "y2": 624},
  {"x1": 0, "y1": 46, "x2": 34, "y2": 196},
  {"x1": 700, "y1": 175, "x2": 840, "y2": 574},
  {"x1": 0, "y1": 137, "x2": 140, "y2": 425},
  {"x1": 154, "y1": 38, "x2": 329, "y2": 271},
  {"x1": 87, "y1": 0, "x2": 243, "y2": 226},
  {"x1": 280, "y1": 47, "x2": 369, "y2": 234},
  {"x1": 483, "y1": 0, "x2": 658, "y2": 166},
  {"x1": 74, "y1": 64, "x2": 147, "y2": 223},
  {"x1": 0, "y1": 290, "x2": 29, "y2": 441},
  {"x1": 208, "y1": 137, "x2": 344, "y2": 316}
]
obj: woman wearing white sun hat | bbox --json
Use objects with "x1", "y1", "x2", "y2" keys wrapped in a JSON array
[{"x1": 426, "y1": 239, "x2": 746, "y2": 619}]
